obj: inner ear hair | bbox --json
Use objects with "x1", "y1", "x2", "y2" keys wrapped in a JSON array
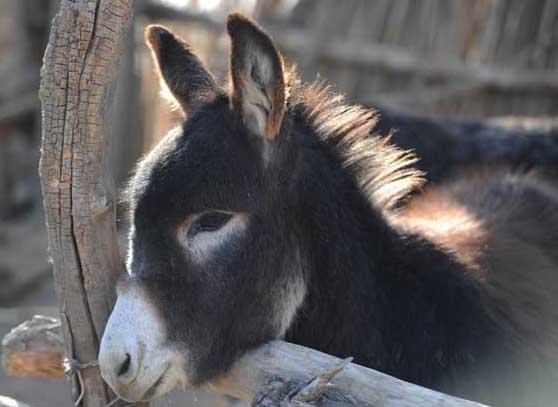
[
  {"x1": 145, "y1": 24, "x2": 218, "y2": 116},
  {"x1": 227, "y1": 13, "x2": 286, "y2": 140}
]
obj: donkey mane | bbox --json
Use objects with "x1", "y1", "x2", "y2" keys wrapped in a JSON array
[
  {"x1": 289, "y1": 76, "x2": 425, "y2": 210},
  {"x1": 129, "y1": 70, "x2": 424, "y2": 214}
]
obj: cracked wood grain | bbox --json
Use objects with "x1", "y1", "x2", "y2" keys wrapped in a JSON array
[
  {"x1": 39, "y1": 1, "x2": 135, "y2": 406},
  {"x1": 207, "y1": 341, "x2": 489, "y2": 407}
]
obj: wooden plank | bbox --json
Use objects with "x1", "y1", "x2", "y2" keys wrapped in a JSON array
[{"x1": 39, "y1": 0, "x2": 135, "y2": 406}]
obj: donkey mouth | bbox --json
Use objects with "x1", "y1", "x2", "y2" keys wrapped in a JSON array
[
  {"x1": 137, "y1": 364, "x2": 171, "y2": 401},
  {"x1": 109, "y1": 363, "x2": 171, "y2": 402}
]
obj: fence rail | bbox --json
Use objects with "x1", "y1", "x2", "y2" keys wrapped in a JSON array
[{"x1": 2, "y1": 316, "x2": 488, "y2": 407}]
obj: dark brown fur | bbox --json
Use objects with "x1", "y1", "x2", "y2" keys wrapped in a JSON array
[
  {"x1": 113, "y1": 14, "x2": 558, "y2": 407},
  {"x1": 393, "y1": 171, "x2": 558, "y2": 405},
  {"x1": 397, "y1": 170, "x2": 558, "y2": 343}
]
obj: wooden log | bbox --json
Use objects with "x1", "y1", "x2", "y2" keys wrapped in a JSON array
[
  {"x1": 1, "y1": 315, "x2": 64, "y2": 377},
  {"x1": 207, "y1": 340, "x2": 488, "y2": 407},
  {"x1": 2, "y1": 317, "x2": 487, "y2": 406},
  {"x1": 39, "y1": 0, "x2": 135, "y2": 406}
]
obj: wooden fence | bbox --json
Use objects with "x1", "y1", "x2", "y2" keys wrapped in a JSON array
[{"x1": 278, "y1": 0, "x2": 558, "y2": 118}]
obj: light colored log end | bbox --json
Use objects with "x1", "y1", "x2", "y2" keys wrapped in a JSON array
[
  {"x1": 3, "y1": 351, "x2": 64, "y2": 377},
  {"x1": 2, "y1": 315, "x2": 64, "y2": 377}
]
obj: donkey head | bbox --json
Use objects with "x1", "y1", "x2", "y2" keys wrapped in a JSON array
[{"x1": 99, "y1": 14, "x2": 309, "y2": 401}]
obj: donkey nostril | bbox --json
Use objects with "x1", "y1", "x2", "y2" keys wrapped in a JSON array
[{"x1": 117, "y1": 353, "x2": 131, "y2": 377}]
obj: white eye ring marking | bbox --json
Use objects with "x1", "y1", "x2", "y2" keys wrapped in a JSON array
[{"x1": 178, "y1": 212, "x2": 248, "y2": 263}]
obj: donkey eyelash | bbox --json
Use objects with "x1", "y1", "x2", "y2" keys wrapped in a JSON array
[
  {"x1": 179, "y1": 212, "x2": 249, "y2": 263},
  {"x1": 187, "y1": 211, "x2": 233, "y2": 238}
]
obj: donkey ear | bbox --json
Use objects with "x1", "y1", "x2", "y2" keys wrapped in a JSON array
[
  {"x1": 145, "y1": 25, "x2": 218, "y2": 115},
  {"x1": 227, "y1": 13, "x2": 286, "y2": 140}
]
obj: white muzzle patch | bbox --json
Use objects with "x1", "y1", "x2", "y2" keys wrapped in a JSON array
[{"x1": 98, "y1": 284, "x2": 187, "y2": 401}]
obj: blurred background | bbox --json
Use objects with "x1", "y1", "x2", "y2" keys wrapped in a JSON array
[{"x1": 0, "y1": 0, "x2": 557, "y2": 405}]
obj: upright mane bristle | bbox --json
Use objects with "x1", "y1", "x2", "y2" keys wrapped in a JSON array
[{"x1": 293, "y1": 80, "x2": 425, "y2": 210}]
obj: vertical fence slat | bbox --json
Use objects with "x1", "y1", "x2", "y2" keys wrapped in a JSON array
[{"x1": 39, "y1": 0, "x2": 135, "y2": 406}]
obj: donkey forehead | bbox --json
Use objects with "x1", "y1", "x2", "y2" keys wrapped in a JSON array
[{"x1": 129, "y1": 103, "x2": 263, "y2": 224}]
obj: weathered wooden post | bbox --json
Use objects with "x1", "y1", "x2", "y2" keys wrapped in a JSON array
[{"x1": 39, "y1": 0, "x2": 135, "y2": 406}]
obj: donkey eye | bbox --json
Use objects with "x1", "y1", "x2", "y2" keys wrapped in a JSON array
[{"x1": 188, "y1": 212, "x2": 233, "y2": 237}]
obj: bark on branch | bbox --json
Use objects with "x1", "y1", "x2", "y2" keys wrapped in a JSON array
[{"x1": 39, "y1": 0, "x2": 135, "y2": 406}]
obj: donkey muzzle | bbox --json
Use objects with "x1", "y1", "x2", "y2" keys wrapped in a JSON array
[{"x1": 99, "y1": 284, "x2": 185, "y2": 401}]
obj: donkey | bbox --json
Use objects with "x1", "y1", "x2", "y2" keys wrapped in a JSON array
[
  {"x1": 99, "y1": 14, "x2": 558, "y2": 406},
  {"x1": 375, "y1": 111, "x2": 558, "y2": 184}
]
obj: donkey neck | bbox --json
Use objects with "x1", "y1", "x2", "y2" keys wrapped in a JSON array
[{"x1": 284, "y1": 132, "x2": 492, "y2": 386}]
